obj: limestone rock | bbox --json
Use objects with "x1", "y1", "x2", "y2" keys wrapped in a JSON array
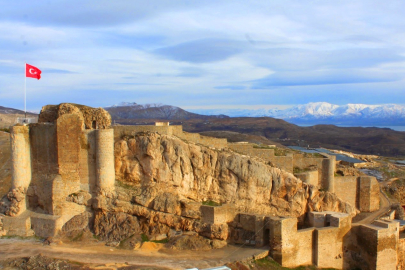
[
  {"x1": 211, "y1": 239, "x2": 227, "y2": 249},
  {"x1": 60, "y1": 212, "x2": 93, "y2": 239},
  {"x1": 169, "y1": 235, "x2": 212, "y2": 250},
  {"x1": 66, "y1": 191, "x2": 92, "y2": 206},
  {"x1": 0, "y1": 187, "x2": 26, "y2": 217},
  {"x1": 114, "y1": 133, "x2": 356, "y2": 219},
  {"x1": 119, "y1": 234, "x2": 142, "y2": 250},
  {"x1": 93, "y1": 211, "x2": 140, "y2": 242}
]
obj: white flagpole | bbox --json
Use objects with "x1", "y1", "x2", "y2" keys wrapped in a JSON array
[{"x1": 24, "y1": 63, "x2": 27, "y2": 120}]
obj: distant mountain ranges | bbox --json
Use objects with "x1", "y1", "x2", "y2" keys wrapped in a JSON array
[
  {"x1": 0, "y1": 106, "x2": 36, "y2": 115},
  {"x1": 105, "y1": 102, "x2": 405, "y2": 156},
  {"x1": 187, "y1": 102, "x2": 405, "y2": 126}
]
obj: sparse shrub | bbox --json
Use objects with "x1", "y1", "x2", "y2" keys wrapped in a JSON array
[
  {"x1": 141, "y1": 233, "x2": 149, "y2": 242},
  {"x1": 293, "y1": 167, "x2": 313, "y2": 174},
  {"x1": 202, "y1": 200, "x2": 222, "y2": 206}
]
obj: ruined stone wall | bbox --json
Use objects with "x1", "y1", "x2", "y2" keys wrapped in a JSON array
[
  {"x1": 39, "y1": 103, "x2": 111, "y2": 129},
  {"x1": 79, "y1": 130, "x2": 97, "y2": 193},
  {"x1": 228, "y1": 144, "x2": 294, "y2": 172},
  {"x1": 228, "y1": 144, "x2": 275, "y2": 158},
  {"x1": 113, "y1": 125, "x2": 175, "y2": 140},
  {"x1": 179, "y1": 131, "x2": 227, "y2": 149},
  {"x1": 398, "y1": 237, "x2": 405, "y2": 270},
  {"x1": 314, "y1": 213, "x2": 351, "y2": 269},
  {"x1": 295, "y1": 170, "x2": 318, "y2": 186},
  {"x1": 10, "y1": 126, "x2": 31, "y2": 195},
  {"x1": 227, "y1": 143, "x2": 257, "y2": 154},
  {"x1": 374, "y1": 221, "x2": 398, "y2": 270},
  {"x1": 349, "y1": 221, "x2": 398, "y2": 270},
  {"x1": 201, "y1": 204, "x2": 236, "y2": 225},
  {"x1": 334, "y1": 176, "x2": 357, "y2": 208},
  {"x1": 28, "y1": 124, "x2": 58, "y2": 214},
  {"x1": 359, "y1": 176, "x2": 380, "y2": 212},
  {"x1": 269, "y1": 217, "x2": 315, "y2": 267},
  {"x1": 293, "y1": 154, "x2": 333, "y2": 191},
  {"x1": 54, "y1": 114, "x2": 82, "y2": 214},
  {"x1": 96, "y1": 129, "x2": 115, "y2": 192},
  {"x1": 270, "y1": 156, "x2": 293, "y2": 173},
  {"x1": 113, "y1": 125, "x2": 227, "y2": 149}
]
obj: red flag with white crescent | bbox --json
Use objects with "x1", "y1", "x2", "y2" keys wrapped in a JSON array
[{"x1": 25, "y1": 63, "x2": 41, "y2": 80}]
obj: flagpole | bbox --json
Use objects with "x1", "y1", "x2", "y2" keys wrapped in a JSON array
[{"x1": 24, "y1": 63, "x2": 27, "y2": 120}]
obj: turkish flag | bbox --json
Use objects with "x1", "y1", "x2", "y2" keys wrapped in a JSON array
[{"x1": 26, "y1": 63, "x2": 41, "y2": 80}]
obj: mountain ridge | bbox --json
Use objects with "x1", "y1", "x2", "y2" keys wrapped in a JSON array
[
  {"x1": 188, "y1": 102, "x2": 405, "y2": 126},
  {"x1": 105, "y1": 102, "x2": 229, "y2": 120}
]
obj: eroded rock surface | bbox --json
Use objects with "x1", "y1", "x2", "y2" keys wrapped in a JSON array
[
  {"x1": 0, "y1": 187, "x2": 26, "y2": 217},
  {"x1": 113, "y1": 132, "x2": 356, "y2": 219}
]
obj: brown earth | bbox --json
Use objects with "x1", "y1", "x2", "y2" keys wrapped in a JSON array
[{"x1": 0, "y1": 238, "x2": 268, "y2": 269}]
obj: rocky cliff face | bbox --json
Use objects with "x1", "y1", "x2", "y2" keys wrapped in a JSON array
[{"x1": 113, "y1": 132, "x2": 356, "y2": 219}]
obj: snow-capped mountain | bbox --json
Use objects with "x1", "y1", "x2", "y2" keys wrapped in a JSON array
[{"x1": 189, "y1": 102, "x2": 405, "y2": 125}]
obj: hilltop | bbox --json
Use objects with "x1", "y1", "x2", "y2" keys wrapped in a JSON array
[{"x1": 105, "y1": 102, "x2": 228, "y2": 121}]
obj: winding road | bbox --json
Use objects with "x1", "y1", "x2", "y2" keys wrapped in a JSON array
[{"x1": 352, "y1": 189, "x2": 391, "y2": 225}]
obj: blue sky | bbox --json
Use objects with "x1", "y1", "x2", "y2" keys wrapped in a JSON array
[{"x1": 0, "y1": 0, "x2": 404, "y2": 112}]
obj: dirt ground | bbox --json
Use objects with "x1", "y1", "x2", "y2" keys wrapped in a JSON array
[{"x1": 0, "y1": 238, "x2": 268, "y2": 270}]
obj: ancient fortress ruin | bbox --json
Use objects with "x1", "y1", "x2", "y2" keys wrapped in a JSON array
[{"x1": 0, "y1": 103, "x2": 403, "y2": 270}]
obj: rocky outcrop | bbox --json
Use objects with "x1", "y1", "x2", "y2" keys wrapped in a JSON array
[
  {"x1": 94, "y1": 211, "x2": 141, "y2": 242},
  {"x1": 113, "y1": 132, "x2": 356, "y2": 219},
  {"x1": 0, "y1": 187, "x2": 26, "y2": 217}
]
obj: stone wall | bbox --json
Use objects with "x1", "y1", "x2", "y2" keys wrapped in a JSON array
[
  {"x1": 312, "y1": 212, "x2": 352, "y2": 269},
  {"x1": 293, "y1": 154, "x2": 335, "y2": 192},
  {"x1": 180, "y1": 131, "x2": 227, "y2": 149},
  {"x1": 270, "y1": 212, "x2": 352, "y2": 269},
  {"x1": 359, "y1": 176, "x2": 380, "y2": 212},
  {"x1": 28, "y1": 124, "x2": 58, "y2": 214},
  {"x1": 79, "y1": 130, "x2": 97, "y2": 193},
  {"x1": 270, "y1": 156, "x2": 293, "y2": 173},
  {"x1": 334, "y1": 176, "x2": 357, "y2": 208},
  {"x1": 334, "y1": 176, "x2": 379, "y2": 212},
  {"x1": 228, "y1": 144, "x2": 293, "y2": 172},
  {"x1": 228, "y1": 144, "x2": 275, "y2": 159},
  {"x1": 113, "y1": 125, "x2": 176, "y2": 140},
  {"x1": 9, "y1": 126, "x2": 31, "y2": 215},
  {"x1": 295, "y1": 170, "x2": 318, "y2": 186},
  {"x1": 96, "y1": 129, "x2": 115, "y2": 192},
  {"x1": 201, "y1": 204, "x2": 236, "y2": 224},
  {"x1": 269, "y1": 216, "x2": 315, "y2": 267},
  {"x1": 348, "y1": 220, "x2": 399, "y2": 270},
  {"x1": 398, "y1": 237, "x2": 405, "y2": 270},
  {"x1": 113, "y1": 125, "x2": 227, "y2": 149},
  {"x1": 54, "y1": 114, "x2": 82, "y2": 214}
]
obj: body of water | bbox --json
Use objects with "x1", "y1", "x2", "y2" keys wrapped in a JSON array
[
  {"x1": 297, "y1": 124, "x2": 405, "y2": 132},
  {"x1": 289, "y1": 146, "x2": 364, "y2": 163}
]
